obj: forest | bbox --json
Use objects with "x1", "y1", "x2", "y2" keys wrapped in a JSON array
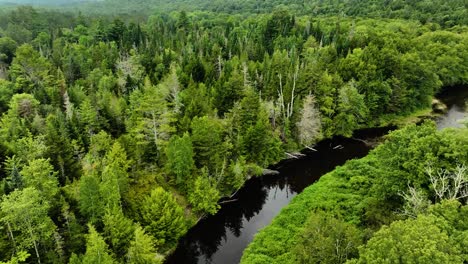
[
  {"x1": 242, "y1": 123, "x2": 468, "y2": 263},
  {"x1": 0, "y1": 0, "x2": 467, "y2": 263}
]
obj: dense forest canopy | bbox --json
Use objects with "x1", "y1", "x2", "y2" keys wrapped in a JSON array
[
  {"x1": 0, "y1": 1, "x2": 466, "y2": 263},
  {"x1": 82, "y1": 0, "x2": 468, "y2": 27},
  {"x1": 0, "y1": 0, "x2": 467, "y2": 25},
  {"x1": 0, "y1": 0, "x2": 99, "y2": 4}
]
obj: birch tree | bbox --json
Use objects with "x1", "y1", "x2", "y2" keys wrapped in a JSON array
[{"x1": 1, "y1": 188, "x2": 56, "y2": 264}]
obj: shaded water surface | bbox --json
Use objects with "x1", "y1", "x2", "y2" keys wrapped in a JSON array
[
  {"x1": 165, "y1": 132, "x2": 388, "y2": 264},
  {"x1": 166, "y1": 86, "x2": 468, "y2": 264}
]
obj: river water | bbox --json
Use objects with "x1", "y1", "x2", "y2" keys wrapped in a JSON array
[
  {"x1": 165, "y1": 86, "x2": 467, "y2": 264},
  {"x1": 436, "y1": 86, "x2": 468, "y2": 129}
]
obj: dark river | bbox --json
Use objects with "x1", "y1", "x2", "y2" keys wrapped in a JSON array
[{"x1": 165, "y1": 86, "x2": 467, "y2": 264}]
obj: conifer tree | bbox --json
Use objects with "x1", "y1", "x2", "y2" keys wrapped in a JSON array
[
  {"x1": 139, "y1": 187, "x2": 187, "y2": 247},
  {"x1": 126, "y1": 225, "x2": 163, "y2": 264},
  {"x1": 82, "y1": 225, "x2": 115, "y2": 264},
  {"x1": 165, "y1": 133, "x2": 195, "y2": 189}
]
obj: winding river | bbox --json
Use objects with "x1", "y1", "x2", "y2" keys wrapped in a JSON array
[{"x1": 165, "y1": 86, "x2": 468, "y2": 264}]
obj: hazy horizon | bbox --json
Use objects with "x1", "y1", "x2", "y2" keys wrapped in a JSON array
[{"x1": 0, "y1": 0, "x2": 102, "y2": 5}]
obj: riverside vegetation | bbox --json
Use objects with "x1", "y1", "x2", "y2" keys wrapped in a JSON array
[
  {"x1": 242, "y1": 122, "x2": 468, "y2": 264},
  {"x1": 0, "y1": 0, "x2": 467, "y2": 263}
]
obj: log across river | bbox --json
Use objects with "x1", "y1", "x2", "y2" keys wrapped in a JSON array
[{"x1": 165, "y1": 86, "x2": 468, "y2": 264}]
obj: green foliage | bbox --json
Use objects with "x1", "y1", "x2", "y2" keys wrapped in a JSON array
[
  {"x1": 81, "y1": 225, "x2": 116, "y2": 264},
  {"x1": 0, "y1": 2, "x2": 467, "y2": 263},
  {"x1": 191, "y1": 116, "x2": 228, "y2": 172},
  {"x1": 20, "y1": 158, "x2": 59, "y2": 202},
  {"x1": 101, "y1": 142, "x2": 130, "y2": 210},
  {"x1": 213, "y1": 69, "x2": 244, "y2": 115},
  {"x1": 293, "y1": 212, "x2": 361, "y2": 264},
  {"x1": 242, "y1": 124, "x2": 468, "y2": 263},
  {"x1": 138, "y1": 187, "x2": 187, "y2": 248},
  {"x1": 334, "y1": 81, "x2": 368, "y2": 137},
  {"x1": 241, "y1": 107, "x2": 283, "y2": 167},
  {"x1": 354, "y1": 215, "x2": 463, "y2": 264},
  {"x1": 9, "y1": 44, "x2": 51, "y2": 94},
  {"x1": 0, "y1": 80, "x2": 16, "y2": 114},
  {"x1": 103, "y1": 208, "x2": 135, "y2": 259},
  {"x1": 10, "y1": 134, "x2": 47, "y2": 163},
  {"x1": 126, "y1": 225, "x2": 163, "y2": 264},
  {"x1": 0, "y1": 37, "x2": 17, "y2": 65},
  {"x1": 188, "y1": 169, "x2": 220, "y2": 215},
  {"x1": 3, "y1": 155, "x2": 24, "y2": 191},
  {"x1": 0, "y1": 188, "x2": 57, "y2": 263},
  {"x1": 0, "y1": 251, "x2": 30, "y2": 264},
  {"x1": 79, "y1": 173, "x2": 105, "y2": 224},
  {"x1": 165, "y1": 133, "x2": 195, "y2": 189}
]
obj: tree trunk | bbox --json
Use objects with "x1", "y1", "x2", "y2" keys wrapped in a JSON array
[
  {"x1": 6, "y1": 221, "x2": 16, "y2": 252},
  {"x1": 26, "y1": 222, "x2": 41, "y2": 264}
]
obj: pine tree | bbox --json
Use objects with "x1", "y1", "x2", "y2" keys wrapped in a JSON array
[
  {"x1": 139, "y1": 187, "x2": 187, "y2": 247},
  {"x1": 103, "y1": 208, "x2": 135, "y2": 259},
  {"x1": 79, "y1": 173, "x2": 104, "y2": 224},
  {"x1": 3, "y1": 156, "x2": 23, "y2": 192},
  {"x1": 334, "y1": 81, "x2": 368, "y2": 137},
  {"x1": 20, "y1": 158, "x2": 59, "y2": 203},
  {"x1": 190, "y1": 116, "x2": 228, "y2": 172},
  {"x1": 82, "y1": 225, "x2": 115, "y2": 264},
  {"x1": 165, "y1": 133, "x2": 195, "y2": 189},
  {"x1": 126, "y1": 226, "x2": 163, "y2": 264}
]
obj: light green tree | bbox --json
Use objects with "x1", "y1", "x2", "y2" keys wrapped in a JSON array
[
  {"x1": 9, "y1": 44, "x2": 52, "y2": 93},
  {"x1": 79, "y1": 173, "x2": 105, "y2": 224},
  {"x1": 82, "y1": 225, "x2": 116, "y2": 264},
  {"x1": 334, "y1": 81, "x2": 368, "y2": 137},
  {"x1": 165, "y1": 133, "x2": 195, "y2": 189},
  {"x1": 354, "y1": 215, "x2": 462, "y2": 264},
  {"x1": 20, "y1": 158, "x2": 59, "y2": 203},
  {"x1": 139, "y1": 187, "x2": 187, "y2": 247},
  {"x1": 11, "y1": 135, "x2": 47, "y2": 163},
  {"x1": 0, "y1": 188, "x2": 56, "y2": 264},
  {"x1": 190, "y1": 116, "x2": 228, "y2": 173},
  {"x1": 79, "y1": 98, "x2": 101, "y2": 137},
  {"x1": 188, "y1": 169, "x2": 220, "y2": 215},
  {"x1": 101, "y1": 142, "x2": 130, "y2": 210},
  {"x1": 126, "y1": 77, "x2": 177, "y2": 158},
  {"x1": 126, "y1": 225, "x2": 163, "y2": 264},
  {"x1": 293, "y1": 212, "x2": 361, "y2": 264}
]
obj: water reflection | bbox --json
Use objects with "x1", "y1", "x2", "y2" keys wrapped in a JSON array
[
  {"x1": 165, "y1": 136, "x2": 380, "y2": 264},
  {"x1": 166, "y1": 86, "x2": 468, "y2": 264}
]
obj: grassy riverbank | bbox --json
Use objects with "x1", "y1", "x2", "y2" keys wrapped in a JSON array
[{"x1": 241, "y1": 122, "x2": 468, "y2": 263}]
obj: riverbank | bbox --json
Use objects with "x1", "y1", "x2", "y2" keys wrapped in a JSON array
[
  {"x1": 165, "y1": 85, "x2": 468, "y2": 263},
  {"x1": 241, "y1": 123, "x2": 468, "y2": 264},
  {"x1": 241, "y1": 87, "x2": 468, "y2": 263}
]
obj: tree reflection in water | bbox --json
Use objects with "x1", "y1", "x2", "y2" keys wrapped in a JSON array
[{"x1": 165, "y1": 132, "x2": 392, "y2": 264}]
